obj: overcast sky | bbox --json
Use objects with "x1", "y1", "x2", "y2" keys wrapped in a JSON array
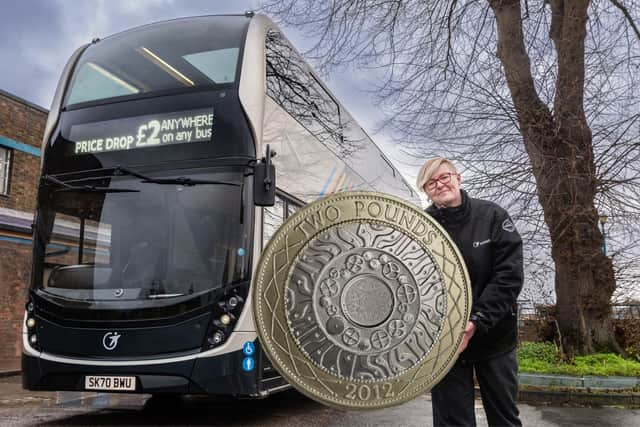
[{"x1": 0, "y1": 0, "x2": 421, "y2": 188}]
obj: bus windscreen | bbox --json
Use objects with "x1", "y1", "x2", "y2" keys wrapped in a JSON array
[
  {"x1": 64, "y1": 16, "x2": 247, "y2": 107},
  {"x1": 35, "y1": 167, "x2": 251, "y2": 303}
]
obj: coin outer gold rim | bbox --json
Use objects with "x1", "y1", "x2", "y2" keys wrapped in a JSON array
[{"x1": 253, "y1": 191, "x2": 472, "y2": 410}]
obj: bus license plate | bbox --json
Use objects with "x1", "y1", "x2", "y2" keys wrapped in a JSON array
[{"x1": 85, "y1": 375, "x2": 136, "y2": 391}]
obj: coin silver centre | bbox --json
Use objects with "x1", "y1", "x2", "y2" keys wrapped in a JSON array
[{"x1": 341, "y1": 275, "x2": 393, "y2": 327}]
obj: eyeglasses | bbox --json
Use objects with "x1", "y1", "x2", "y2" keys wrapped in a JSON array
[{"x1": 425, "y1": 172, "x2": 458, "y2": 191}]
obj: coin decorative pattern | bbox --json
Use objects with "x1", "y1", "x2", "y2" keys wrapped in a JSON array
[
  {"x1": 287, "y1": 223, "x2": 446, "y2": 381},
  {"x1": 253, "y1": 192, "x2": 471, "y2": 410}
]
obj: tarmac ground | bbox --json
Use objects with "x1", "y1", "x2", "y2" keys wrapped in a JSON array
[{"x1": 1, "y1": 375, "x2": 640, "y2": 427}]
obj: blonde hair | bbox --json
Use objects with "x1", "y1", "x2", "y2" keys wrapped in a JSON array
[{"x1": 416, "y1": 157, "x2": 458, "y2": 193}]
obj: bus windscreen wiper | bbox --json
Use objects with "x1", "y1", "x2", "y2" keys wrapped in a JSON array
[
  {"x1": 41, "y1": 175, "x2": 139, "y2": 193},
  {"x1": 114, "y1": 166, "x2": 240, "y2": 187},
  {"x1": 141, "y1": 176, "x2": 240, "y2": 186},
  {"x1": 43, "y1": 166, "x2": 240, "y2": 189}
]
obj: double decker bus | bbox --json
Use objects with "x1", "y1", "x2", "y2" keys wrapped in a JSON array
[{"x1": 23, "y1": 13, "x2": 418, "y2": 397}]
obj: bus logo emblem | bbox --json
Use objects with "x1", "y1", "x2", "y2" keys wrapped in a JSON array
[
  {"x1": 114, "y1": 289, "x2": 124, "y2": 297},
  {"x1": 102, "y1": 332, "x2": 122, "y2": 351}
]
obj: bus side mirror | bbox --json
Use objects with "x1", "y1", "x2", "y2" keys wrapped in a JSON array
[{"x1": 254, "y1": 145, "x2": 276, "y2": 207}]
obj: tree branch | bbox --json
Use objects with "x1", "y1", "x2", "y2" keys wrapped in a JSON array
[
  {"x1": 548, "y1": 0, "x2": 564, "y2": 45},
  {"x1": 445, "y1": 0, "x2": 459, "y2": 77},
  {"x1": 609, "y1": 0, "x2": 640, "y2": 42},
  {"x1": 488, "y1": 0, "x2": 551, "y2": 147}
]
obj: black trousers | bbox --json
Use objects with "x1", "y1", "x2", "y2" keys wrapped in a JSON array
[{"x1": 431, "y1": 349, "x2": 521, "y2": 427}]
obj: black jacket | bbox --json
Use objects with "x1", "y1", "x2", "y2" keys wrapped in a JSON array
[{"x1": 426, "y1": 189, "x2": 523, "y2": 361}]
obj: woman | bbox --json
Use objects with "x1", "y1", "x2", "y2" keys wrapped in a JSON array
[{"x1": 417, "y1": 157, "x2": 523, "y2": 427}]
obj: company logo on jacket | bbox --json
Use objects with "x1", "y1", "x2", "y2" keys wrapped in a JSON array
[
  {"x1": 502, "y1": 219, "x2": 516, "y2": 232},
  {"x1": 473, "y1": 239, "x2": 491, "y2": 248}
]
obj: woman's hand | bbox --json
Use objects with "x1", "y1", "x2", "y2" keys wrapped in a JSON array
[{"x1": 459, "y1": 321, "x2": 476, "y2": 353}]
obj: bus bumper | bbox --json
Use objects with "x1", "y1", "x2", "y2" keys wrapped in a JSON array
[{"x1": 22, "y1": 347, "x2": 261, "y2": 396}]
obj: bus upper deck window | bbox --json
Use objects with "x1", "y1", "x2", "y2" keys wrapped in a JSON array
[{"x1": 64, "y1": 17, "x2": 245, "y2": 107}]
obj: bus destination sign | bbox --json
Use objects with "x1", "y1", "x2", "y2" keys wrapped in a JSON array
[{"x1": 69, "y1": 108, "x2": 214, "y2": 155}]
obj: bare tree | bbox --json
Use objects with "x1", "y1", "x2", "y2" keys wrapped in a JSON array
[{"x1": 262, "y1": 0, "x2": 640, "y2": 356}]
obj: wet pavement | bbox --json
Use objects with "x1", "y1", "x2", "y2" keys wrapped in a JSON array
[{"x1": 1, "y1": 376, "x2": 640, "y2": 426}]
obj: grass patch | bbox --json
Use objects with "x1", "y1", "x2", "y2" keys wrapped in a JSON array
[{"x1": 518, "y1": 341, "x2": 640, "y2": 377}]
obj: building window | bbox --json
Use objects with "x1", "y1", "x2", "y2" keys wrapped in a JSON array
[{"x1": 0, "y1": 147, "x2": 11, "y2": 195}]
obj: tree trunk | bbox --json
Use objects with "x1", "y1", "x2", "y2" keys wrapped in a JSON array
[{"x1": 489, "y1": 0, "x2": 620, "y2": 355}]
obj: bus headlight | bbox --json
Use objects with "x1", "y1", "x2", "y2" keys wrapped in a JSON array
[
  {"x1": 212, "y1": 331, "x2": 225, "y2": 345},
  {"x1": 228, "y1": 296, "x2": 240, "y2": 308},
  {"x1": 220, "y1": 314, "x2": 232, "y2": 326},
  {"x1": 26, "y1": 318, "x2": 36, "y2": 328},
  {"x1": 202, "y1": 291, "x2": 246, "y2": 351},
  {"x1": 29, "y1": 334, "x2": 37, "y2": 345},
  {"x1": 203, "y1": 313, "x2": 237, "y2": 350}
]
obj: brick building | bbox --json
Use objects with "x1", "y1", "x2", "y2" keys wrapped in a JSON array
[{"x1": 0, "y1": 89, "x2": 46, "y2": 362}]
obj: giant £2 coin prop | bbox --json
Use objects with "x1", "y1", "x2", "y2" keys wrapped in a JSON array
[{"x1": 253, "y1": 192, "x2": 472, "y2": 409}]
